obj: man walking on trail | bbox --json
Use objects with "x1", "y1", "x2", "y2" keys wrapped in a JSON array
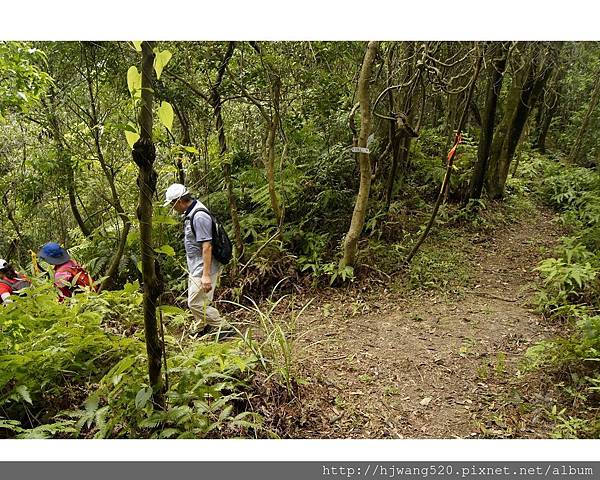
[{"x1": 164, "y1": 183, "x2": 232, "y2": 339}]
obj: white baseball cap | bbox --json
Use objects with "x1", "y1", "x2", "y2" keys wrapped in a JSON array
[
  {"x1": 163, "y1": 183, "x2": 189, "y2": 207},
  {"x1": 0, "y1": 259, "x2": 7, "y2": 270}
]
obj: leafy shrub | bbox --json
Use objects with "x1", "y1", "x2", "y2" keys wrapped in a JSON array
[
  {"x1": 65, "y1": 341, "x2": 262, "y2": 439},
  {"x1": 527, "y1": 160, "x2": 600, "y2": 438},
  {"x1": 535, "y1": 239, "x2": 598, "y2": 310},
  {"x1": 0, "y1": 281, "x2": 269, "y2": 439},
  {"x1": 0, "y1": 282, "x2": 140, "y2": 430}
]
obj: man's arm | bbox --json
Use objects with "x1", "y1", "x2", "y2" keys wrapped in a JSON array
[{"x1": 201, "y1": 241, "x2": 213, "y2": 292}]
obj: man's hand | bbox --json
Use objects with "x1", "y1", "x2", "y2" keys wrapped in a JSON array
[{"x1": 201, "y1": 274, "x2": 212, "y2": 293}]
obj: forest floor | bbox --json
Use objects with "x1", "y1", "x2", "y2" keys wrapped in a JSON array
[{"x1": 285, "y1": 204, "x2": 567, "y2": 438}]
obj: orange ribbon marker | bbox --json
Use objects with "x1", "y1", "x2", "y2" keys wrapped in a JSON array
[{"x1": 447, "y1": 133, "x2": 463, "y2": 164}]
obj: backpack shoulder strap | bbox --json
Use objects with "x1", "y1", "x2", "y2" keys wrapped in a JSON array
[{"x1": 186, "y1": 207, "x2": 213, "y2": 239}]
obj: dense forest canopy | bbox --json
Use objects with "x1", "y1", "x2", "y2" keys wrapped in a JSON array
[{"x1": 1, "y1": 41, "x2": 599, "y2": 439}]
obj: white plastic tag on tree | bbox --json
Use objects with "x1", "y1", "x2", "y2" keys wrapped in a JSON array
[{"x1": 351, "y1": 147, "x2": 370, "y2": 154}]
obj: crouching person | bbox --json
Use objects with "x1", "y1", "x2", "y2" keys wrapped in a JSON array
[
  {"x1": 164, "y1": 183, "x2": 234, "y2": 339},
  {"x1": 0, "y1": 259, "x2": 31, "y2": 304},
  {"x1": 37, "y1": 243, "x2": 95, "y2": 300}
]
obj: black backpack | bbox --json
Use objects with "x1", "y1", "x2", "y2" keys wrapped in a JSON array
[{"x1": 187, "y1": 208, "x2": 233, "y2": 265}]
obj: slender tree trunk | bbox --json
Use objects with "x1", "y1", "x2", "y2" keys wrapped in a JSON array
[
  {"x1": 211, "y1": 42, "x2": 244, "y2": 260},
  {"x1": 468, "y1": 42, "x2": 509, "y2": 201},
  {"x1": 263, "y1": 75, "x2": 283, "y2": 227},
  {"x1": 530, "y1": 62, "x2": 564, "y2": 153},
  {"x1": 405, "y1": 51, "x2": 483, "y2": 265},
  {"x1": 498, "y1": 59, "x2": 552, "y2": 191},
  {"x1": 43, "y1": 89, "x2": 92, "y2": 240},
  {"x1": 532, "y1": 66, "x2": 563, "y2": 155},
  {"x1": 50, "y1": 118, "x2": 91, "y2": 238},
  {"x1": 65, "y1": 157, "x2": 91, "y2": 238},
  {"x1": 533, "y1": 92, "x2": 558, "y2": 154},
  {"x1": 171, "y1": 101, "x2": 189, "y2": 184},
  {"x1": 386, "y1": 42, "x2": 416, "y2": 204},
  {"x1": 487, "y1": 45, "x2": 554, "y2": 199},
  {"x1": 132, "y1": 41, "x2": 164, "y2": 408},
  {"x1": 385, "y1": 46, "x2": 401, "y2": 209},
  {"x1": 569, "y1": 66, "x2": 600, "y2": 164},
  {"x1": 398, "y1": 48, "x2": 419, "y2": 177},
  {"x1": 82, "y1": 45, "x2": 131, "y2": 290},
  {"x1": 2, "y1": 193, "x2": 24, "y2": 250},
  {"x1": 485, "y1": 64, "x2": 524, "y2": 199},
  {"x1": 341, "y1": 41, "x2": 379, "y2": 268}
]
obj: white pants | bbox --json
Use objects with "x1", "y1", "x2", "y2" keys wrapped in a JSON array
[{"x1": 188, "y1": 269, "x2": 222, "y2": 328}]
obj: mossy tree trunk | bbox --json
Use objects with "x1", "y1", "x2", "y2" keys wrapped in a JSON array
[
  {"x1": 532, "y1": 66, "x2": 564, "y2": 154},
  {"x1": 341, "y1": 41, "x2": 379, "y2": 268},
  {"x1": 487, "y1": 44, "x2": 555, "y2": 199},
  {"x1": 132, "y1": 41, "x2": 165, "y2": 408},
  {"x1": 468, "y1": 42, "x2": 510, "y2": 201}
]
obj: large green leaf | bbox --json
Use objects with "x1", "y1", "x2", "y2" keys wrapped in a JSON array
[
  {"x1": 154, "y1": 245, "x2": 175, "y2": 257},
  {"x1": 135, "y1": 387, "x2": 153, "y2": 409},
  {"x1": 125, "y1": 130, "x2": 140, "y2": 149},
  {"x1": 157, "y1": 101, "x2": 174, "y2": 133},
  {"x1": 15, "y1": 385, "x2": 32, "y2": 404},
  {"x1": 126, "y1": 66, "x2": 141, "y2": 97},
  {"x1": 153, "y1": 50, "x2": 172, "y2": 80}
]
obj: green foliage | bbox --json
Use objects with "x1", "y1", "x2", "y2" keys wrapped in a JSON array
[
  {"x1": 0, "y1": 280, "x2": 269, "y2": 439},
  {"x1": 153, "y1": 49, "x2": 172, "y2": 80},
  {"x1": 526, "y1": 158, "x2": 600, "y2": 438},
  {"x1": 126, "y1": 66, "x2": 141, "y2": 98},
  {"x1": 535, "y1": 239, "x2": 598, "y2": 310},
  {"x1": 0, "y1": 42, "x2": 52, "y2": 115},
  {"x1": 66, "y1": 341, "x2": 262, "y2": 439},
  {"x1": 0, "y1": 282, "x2": 141, "y2": 432},
  {"x1": 157, "y1": 101, "x2": 174, "y2": 132},
  {"x1": 224, "y1": 294, "x2": 312, "y2": 395}
]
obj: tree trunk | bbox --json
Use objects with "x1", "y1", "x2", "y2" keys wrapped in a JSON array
[
  {"x1": 211, "y1": 42, "x2": 244, "y2": 260},
  {"x1": 2, "y1": 193, "x2": 24, "y2": 257},
  {"x1": 404, "y1": 51, "x2": 483, "y2": 265},
  {"x1": 43, "y1": 89, "x2": 92, "y2": 240},
  {"x1": 82, "y1": 44, "x2": 131, "y2": 291},
  {"x1": 171, "y1": 100, "x2": 190, "y2": 184},
  {"x1": 532, "y1": 67, "x2": 563, "y2": 154},
  {"x1": 468, "y1": 42, "x2": 509, "y2": 201},
  {"x1": 132, "y1": 41, "x2": 164, "y2": 408},
  {"x1": 569, "y1": 66, "x2": 600, "y2": 164},
  {"x1": 341, "y1": 41, "x2": 379, "y2": 268},
  {"x1": 386, "y1": 42, "x2": 416, "y2": 205},
  {"x1": 385, "y1": 46, "x2": 401, "y2": 209},
  {"x1": 65, "y1": 156, "x2": 91, "y2": 239},
  {"x1": 263, "y1": 75, "x2": 283, "y2": 227},
  {"x1": 487, "y1": 45, "x2": 554, "y2": 199}
]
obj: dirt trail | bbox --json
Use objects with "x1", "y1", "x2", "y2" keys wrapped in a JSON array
[{"x1": 294, "y1": 209, "x2": 563, "y2": 438}]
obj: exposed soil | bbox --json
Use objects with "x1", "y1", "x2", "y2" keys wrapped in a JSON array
[{"x1": 289, "y1": 208, "x2": 565, "y2": 438}]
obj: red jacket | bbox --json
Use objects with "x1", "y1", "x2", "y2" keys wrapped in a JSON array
[
  {"x1": 0, "y1": 273, "x2": 30, "y2": 302},
  {"x1": 54, "y1": 260, "x2": 94, "y2": 299}
]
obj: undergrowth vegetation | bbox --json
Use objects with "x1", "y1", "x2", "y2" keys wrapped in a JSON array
[
  {"x1": 520, "y1": 153, "x2": 600, "y2": 438},
  {"x1": 0, "y1": 280, "x2": 306, "y2": 438}
]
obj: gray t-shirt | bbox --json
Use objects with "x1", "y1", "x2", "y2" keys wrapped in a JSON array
[{"x1": 184, "y1": 200, "x2": 220, "y2": 277}]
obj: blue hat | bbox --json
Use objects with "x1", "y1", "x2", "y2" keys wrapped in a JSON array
[{"x1": 38, "y1": 242, "x2": 71, "y2": 265}]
